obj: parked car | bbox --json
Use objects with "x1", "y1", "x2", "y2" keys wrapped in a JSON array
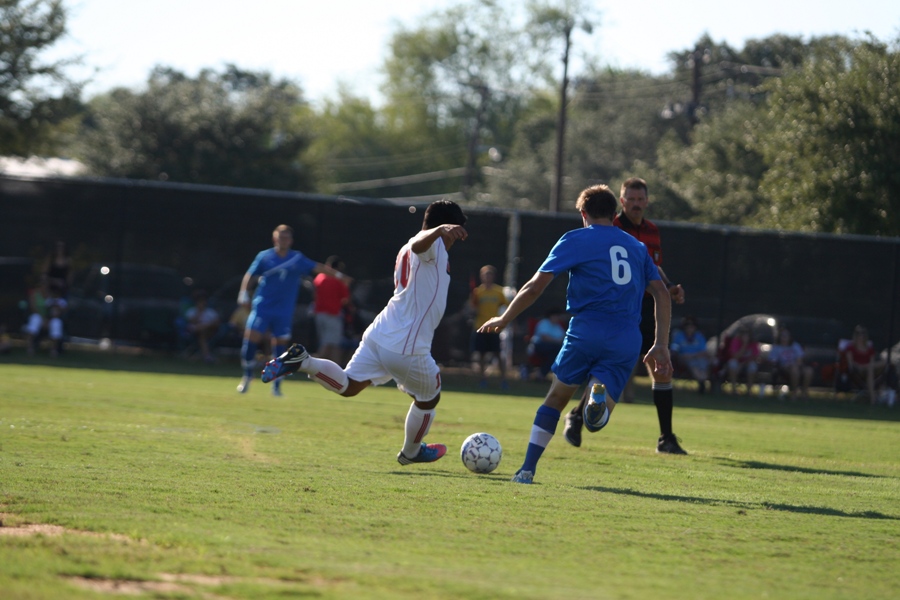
[
  {"x1": 707, "y1": 314, "x2": 848, "y2": 388},
  {"x1": 66, "y1": 263, "x2": 193, "y2": 348}
]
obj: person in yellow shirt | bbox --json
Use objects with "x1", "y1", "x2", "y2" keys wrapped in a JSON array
[{"x1": 470, "y1": 265, "x2": 509, "y2": 389}]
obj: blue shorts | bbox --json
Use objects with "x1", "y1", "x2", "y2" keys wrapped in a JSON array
[
  {"x1": 551, "y1": 322, "x2": 641, "y2": 402},
  {"x1": 246, "y1": 309, "x2": 293, "y2": 339}
]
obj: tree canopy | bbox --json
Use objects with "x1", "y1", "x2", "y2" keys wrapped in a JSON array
[
  {"x1": 76, "y1": 66, "x2": 313, "y2": 190},
  {"x1": 758, "y1": 36, "x2": 900, "y2": 235},
  {"x1": 0, "y1": 0, "x2": 82, "y2": 156},
  {"x1": 15, "y1": 0, "x2": 900, "y2": 237}
]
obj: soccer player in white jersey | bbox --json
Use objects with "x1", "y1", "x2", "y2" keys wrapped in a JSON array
[
  {"x1": 261, "y1": 200, "x2": 468, "y2": 465},
  {"x1": 479, "y1": 185, "x2": 672, "y2": 484}
]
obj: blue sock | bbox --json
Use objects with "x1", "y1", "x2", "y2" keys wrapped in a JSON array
[
  {"x1": 241, "y1": 339, "x2": 258, "y2": 379},
  {"x1": 521, "y1": 405, "x2": 560, "y2": 474}
]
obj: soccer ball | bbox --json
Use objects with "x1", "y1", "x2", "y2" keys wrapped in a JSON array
[{"x1": 460, "y1": 432, "x2": 502, "y2": 474}]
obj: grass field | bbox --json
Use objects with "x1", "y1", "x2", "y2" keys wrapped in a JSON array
[{"x1": 1, "y1": 352, "x2": 899, "y2": 599}]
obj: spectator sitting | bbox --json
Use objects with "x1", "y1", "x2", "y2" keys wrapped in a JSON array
[
  {"x1": 768, "y1": 327, "x2": 813, "y2": 400},
  {"x1": 670, "y1": 316, "x2": 711, "y2": 394},
  {"x1": 839, "y1": 325, "x2": 886, "y2": 404},
  {"x1": 724, "y1": 327, "x2": 760, "y2": 395},
  {"x1": 525, "y1": 308, "x2": 567, "y2": 380},
  {"x1": 183, "y1": 291, "x2": 221, "y2": 363},
  {"x1": 24, "y1": 278, "x2": 67, "y2": 357}
]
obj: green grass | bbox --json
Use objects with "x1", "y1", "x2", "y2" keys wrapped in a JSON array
[{"x1": 1, "y1": 354, "x2": 899, "y2": 599}]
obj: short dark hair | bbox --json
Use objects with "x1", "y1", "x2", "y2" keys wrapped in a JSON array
[
  {"x1": 620, "y1": 177, "x2": 648, "y2": 197},
  {"x1": 575, "y1": 185, "x2": 617, "y2": 219},
  {"x1": 423, "y1": 200, "x2": 467, "y2": 230}
]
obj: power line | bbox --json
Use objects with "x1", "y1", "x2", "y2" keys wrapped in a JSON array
[{"x1": 331, "y1": 167, "x2": 468, "y2": 192}]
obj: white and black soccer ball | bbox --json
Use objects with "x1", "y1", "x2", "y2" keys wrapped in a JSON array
[{"x1": 460, "y1": 432, "x2": 502, "y2": 474}]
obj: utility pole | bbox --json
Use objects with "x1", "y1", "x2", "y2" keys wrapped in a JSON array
[
  {"x1": 462, "y1": 83, "x2": 490, "y2": 199},
  {"x1": 688, "y1": 45, "x2": 704, "y2": 127},
  {"x1": 550, "y1": 21, "x2": 573, "y2": 213}
]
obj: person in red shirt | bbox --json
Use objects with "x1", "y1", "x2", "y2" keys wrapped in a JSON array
[
  {"x1": 313, "y1": 256, "x2": 352, "y2": 365},
  {"x1": 564, "y1": 177, "x2": 688, "y2": 454},
  {"x1": 843, "y1": 325, "x2": 885, "y2": 403}
]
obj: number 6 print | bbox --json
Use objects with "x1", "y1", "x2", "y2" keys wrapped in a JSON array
[{"x1": 610, "y1": 245, "x2": 632, "y2": 284}]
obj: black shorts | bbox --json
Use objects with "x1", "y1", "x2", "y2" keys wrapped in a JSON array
[{"x1": 472, "y1": 331, "x2": 502, "y2": 354}]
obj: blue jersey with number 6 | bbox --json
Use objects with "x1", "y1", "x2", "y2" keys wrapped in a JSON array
[
  {"x1": 538, "y1": 224, "x2": 660, "y2": 393},
  {"x1": 539, "y1": 224, "x2": 659, "y2": 336}
]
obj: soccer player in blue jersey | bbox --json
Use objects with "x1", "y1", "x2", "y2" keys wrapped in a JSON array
[
  {"x1": 478, "y1": 185, "x2": 672, "y2": 484},
  {"x1": 236, "y1": 224, "x2": 349, "y2": 396}
]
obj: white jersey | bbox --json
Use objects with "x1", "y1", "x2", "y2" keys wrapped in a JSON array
[{"x1": 362, "y1": 234, "x2": 450, "y2": 355}]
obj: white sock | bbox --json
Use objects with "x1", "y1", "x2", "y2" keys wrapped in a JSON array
[
  {"x1": 401, "y1": 403, "x2": 435, "y2": 458},
  {"x1": 302, "y1": 356, "x2": 349, "y2": 394}
]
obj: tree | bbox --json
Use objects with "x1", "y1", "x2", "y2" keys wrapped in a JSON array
[
  {"x1": 0, "y1": 0, "x2": 82, "y2": 156},
  {"x1": 76, "y1": 66, "x2": 313, "y2": 191},
  {"x1": 375, "y1": 0, "x2": 530, "y2": 199},
  {"x1": 649, "y1": 101, "x2": 769, "y2": 224},
  {"x1": 487, "y1": 67, "x2": 684, "y2": 212},
  {"x1": 758, "y1": 35, "x2": 900, "y2": 235}
]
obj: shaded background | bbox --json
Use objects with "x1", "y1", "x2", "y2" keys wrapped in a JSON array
[{"x1": 2, "y1": 174, "x2": 898, "y2": 365}]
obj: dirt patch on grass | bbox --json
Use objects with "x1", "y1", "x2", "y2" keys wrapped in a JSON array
[
  {"x1": 0, "y1": 513, "x2": 136, "y2": 543},
  {"x1": 66, "y1": 576, "x2": 199, "y2": 596},
  {"x1": 66, "y1": 573, "x2": 322, "y2": 598}
]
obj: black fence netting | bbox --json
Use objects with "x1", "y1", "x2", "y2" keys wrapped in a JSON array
[{"x1": 2, "y1": 174, "x2": 898, "y2": 366}]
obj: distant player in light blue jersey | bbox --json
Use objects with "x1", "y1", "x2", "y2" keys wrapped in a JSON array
[
  {"x1": 479, "y1": 185, "x2": 672, "y2": 484},
  {"x1": 236, "y1": 224, "x2": 350, "y2": 396}
]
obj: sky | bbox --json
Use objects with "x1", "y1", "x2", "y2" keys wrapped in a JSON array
[{"x1": 52, "y1": 0, "x2": 900, "y2": 105}]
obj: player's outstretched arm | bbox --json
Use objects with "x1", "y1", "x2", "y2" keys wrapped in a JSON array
[
  {"x1": 479, "y1": 270, "x2": 553, "y2": 333},
  {"x1": 410, "y1": 224, "x2": 468, "y2": 253}
]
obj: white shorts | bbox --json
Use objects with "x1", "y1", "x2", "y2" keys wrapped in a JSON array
[
  {"x1": 345, "y1": 340, "x2": 441, "y2": 403},
  {"x1": 315, "y1": 313, "x2": 344, "y2": 346}
]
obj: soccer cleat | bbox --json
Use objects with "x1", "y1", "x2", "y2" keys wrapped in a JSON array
[
  {"x1": 511, "y1": 469, "x2": 534, "y2": 484},
  {"x1": 236, "y1": 376, "x2": 251, "y2": 394},
  {"x1": 583, "y1": 383, "x2": 611, "y2": 433},
  {"x1": 261, "y1": 343, "x2": 309, "y2": 383},
  {"x1": 657, "y1": 433, "x2": 688, "y2": 455},
  {"x1": 563, "y1": 410, "x2": 583, "y2": 447},
  {"x1": 396, "y1": 443, "x2": 447, "y2": 465}
]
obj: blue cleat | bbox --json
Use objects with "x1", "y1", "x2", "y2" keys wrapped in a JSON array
[
  {"x1": 511, "y1": 469, "x2": 534, "y2": 484},
  {"x1": 583, "y1": 382, "x2": 611, "y2": 433},
  {"x1": 262, "y1": 344, "x2": 309, "y2": 383},
  {"x1": 397, "y1": 443, "x2": 447, "y2": 465}
]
